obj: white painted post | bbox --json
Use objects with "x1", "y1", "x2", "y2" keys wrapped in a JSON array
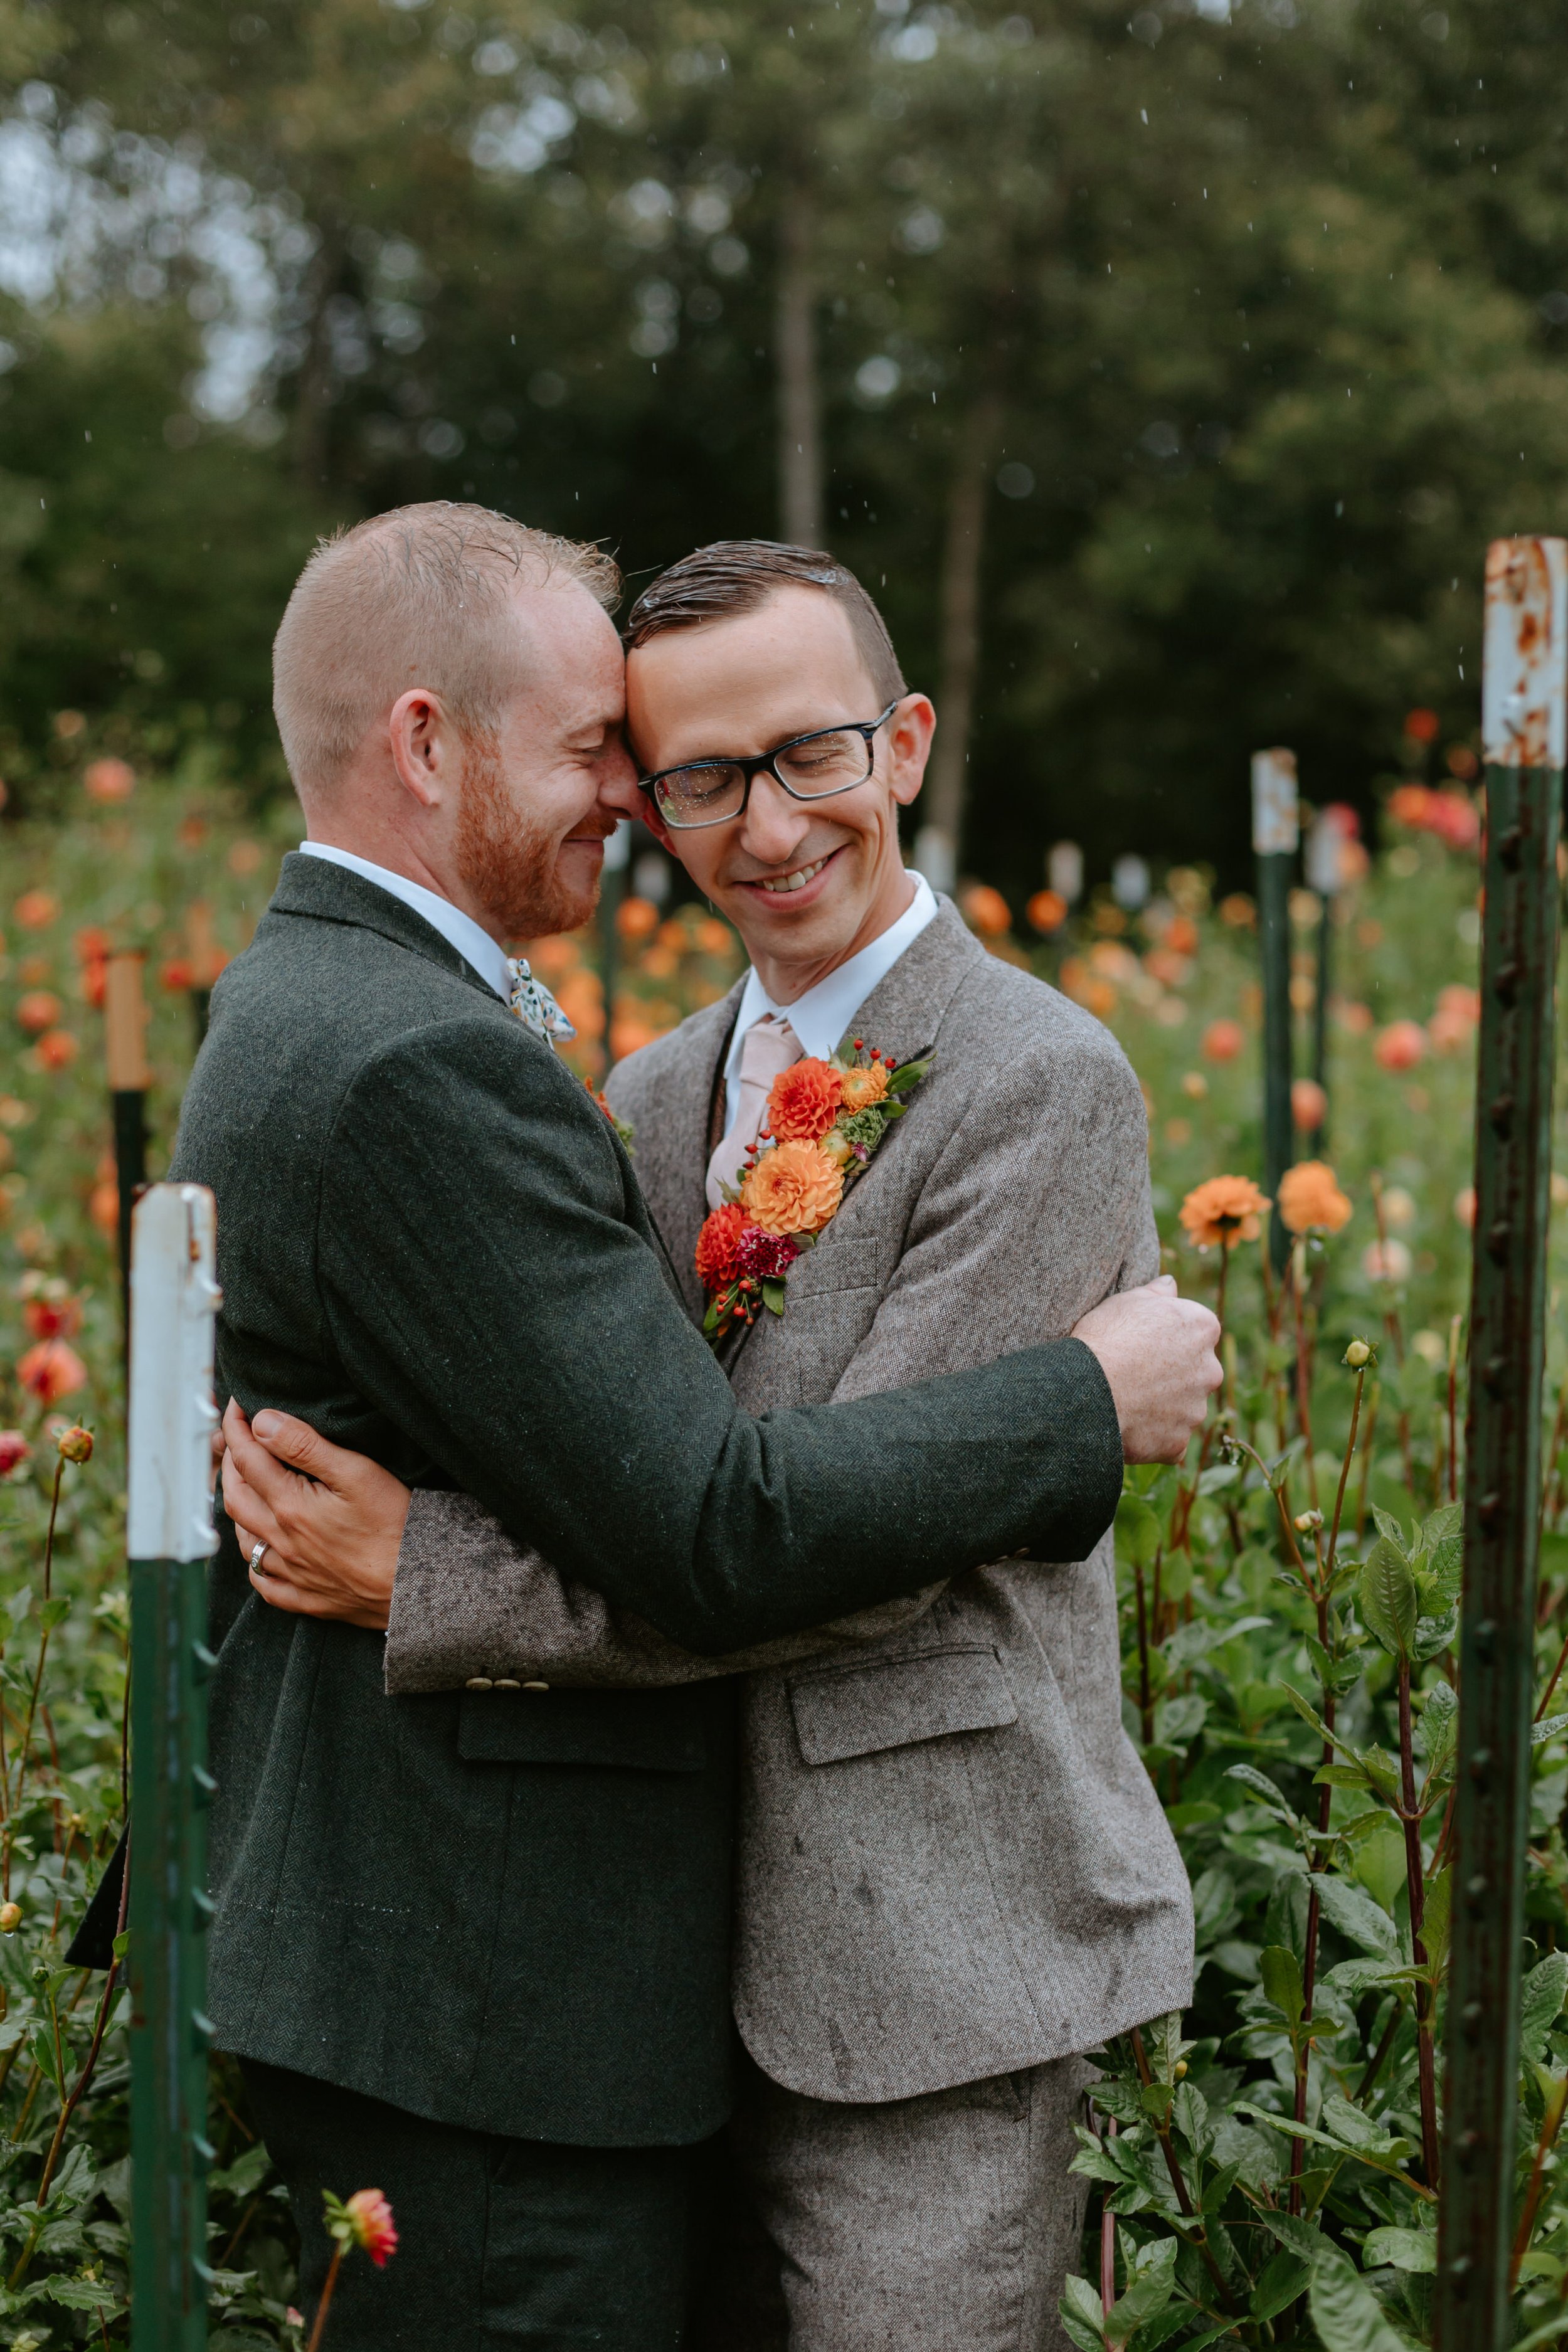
[{"x1": 127, "y1": 1184, "x2": 221, "y2": 2352}]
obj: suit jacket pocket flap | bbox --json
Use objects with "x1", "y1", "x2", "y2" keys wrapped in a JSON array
[
  {"x1": 785, "y1": 1233, "x2": 881, "y2": 1297},
  {"x1": 787, "y1": 1646, "x2": 1017, "y2": 1766},
  {"x1": 458, "y1": 1687, "x2": 706, "y2": 1772}
]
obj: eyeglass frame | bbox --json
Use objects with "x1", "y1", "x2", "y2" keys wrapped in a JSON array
[{"x1": 637, "y1": 701, "x2": 901, "y2": 831}]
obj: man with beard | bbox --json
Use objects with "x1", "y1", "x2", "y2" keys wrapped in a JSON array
[{"x1": 173, "y1": 504, "x2": 1219, "y2": 2350}]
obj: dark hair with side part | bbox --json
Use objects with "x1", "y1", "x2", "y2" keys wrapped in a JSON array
[{"x1": 624, "y1": 540, "x2": 908, "y2": 706}]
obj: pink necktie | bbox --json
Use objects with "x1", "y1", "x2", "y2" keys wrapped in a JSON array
[{"x1": 706, "y1": 1015, "x2": 802, "y2": 1208}]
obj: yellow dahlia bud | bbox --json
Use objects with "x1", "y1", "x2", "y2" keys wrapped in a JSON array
[
  {"x1": 1294, "y1": 1509, "x2": 1323, "y2": 1534},
  {"x1": 0, "y1": 1904, "x2": 23, "y2": 1934},
  {"x1": 1343, "y1": 1338, "x2": 1374, "y2": 1369},
  {"x1": 56, "y1": 1425, "x2": 93, "y2": 1464}
]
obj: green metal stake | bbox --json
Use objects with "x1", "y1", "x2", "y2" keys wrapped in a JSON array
[
  {"x1": 1436, "y1": 535, "x2": 1567, "y2": 2350},
  {"x1": 1253, "y1": 748, "x2": 1298, "y2": 1271},
  {"x1": 127, "y1": 1184, "x2": 221, "y2": 2352}
]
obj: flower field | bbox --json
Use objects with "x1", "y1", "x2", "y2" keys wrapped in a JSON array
[{"x1": 1, "y1": 745, "x2": 1564, "y2": 2347}]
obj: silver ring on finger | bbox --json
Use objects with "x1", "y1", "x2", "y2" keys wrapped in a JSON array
[{"x1": 249, "y1": 1540, "x2": 268, "y2": 1575}]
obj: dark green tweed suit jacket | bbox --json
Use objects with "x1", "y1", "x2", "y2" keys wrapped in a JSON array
[{"x1": 170, "y1": 854, "x2": 1123, "y2": 2146}]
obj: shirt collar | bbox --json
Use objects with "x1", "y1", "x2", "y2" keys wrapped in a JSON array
[
  {"x1": 296, "y1": 842, "x2": 514, "y2": 1002},
  {"x1": 721, "y1": 871, "x2": 940, "y2": 1136}
]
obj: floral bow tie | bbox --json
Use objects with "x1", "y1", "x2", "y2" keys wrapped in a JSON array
[{"x1": 507, "y1": 957, "x2": 576, "y2": 1051}]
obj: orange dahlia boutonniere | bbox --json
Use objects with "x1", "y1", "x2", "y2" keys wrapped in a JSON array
[
  {"x1": 766, "y1": 1057, "x2": 844, "y2": 1142},
  {"x1": 1276, "y1": 1158, "x2": 1352, "y2": 1236},
  {"x1": 696, "y1": 1036, "x2": 933, "y2": 1345},
  {"x1": 1179, "y1": 1174, "x2": 1271, "y2": 1251}
]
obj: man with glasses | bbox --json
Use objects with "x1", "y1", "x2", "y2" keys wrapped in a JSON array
[{"x1": 223, "y1": 536, "x2": 1205, "y2": 2349}]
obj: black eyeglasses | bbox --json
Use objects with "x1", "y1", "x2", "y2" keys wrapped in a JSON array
[{"x1": 639, "y1": 703, "x2": 899, "y2": 831}]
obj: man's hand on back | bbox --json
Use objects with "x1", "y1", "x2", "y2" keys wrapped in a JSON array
[{"x1": 1072, "y1": 1276, "x2": 1223, "y2": 1463}]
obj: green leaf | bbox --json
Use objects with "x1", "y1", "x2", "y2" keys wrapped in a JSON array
[
  {"x1": 884, "y1": 1053, "x2": 933, "y2": 1095},
  {"x1": 1412, "y1": 1608, "x2": 1459, "y2": 1663},
  {"x1": 1315, "y1": 1764, "x2": 1377, "y2": 1790},
  {"x1": 1371, "y1": 1506, "x2": 1408, "y2": 1553},
  {"x1": 1058, "y1": 2273, "x2": 1108, "y2": 2352},
  {"x1": 1224, "y1": 1762, "x2": 1299, "y2": 1828},
  {"x1": 1308, "y1": 2243, "x2": 1412, "y2": 2352},
  {"x1": 1418, "y1": 1682, "x2": 1459, "y2": 1780},
  {"x1": 1363, "y1": 2225, "x2": 1437, "y2": 2274},
  {"x1": 1359, "y1": 1540, "x2": 1417, "y2": 1660},
  {"x1": 38, "y1": 1596, "x2": 71, "y2": 1634},
  {"x1": 1105, "y1": 2238, "x2": 1179, "y2": 2345},
  {"x1": 1532, "y1": 1712, "x2": 1568, "y2": 1747},
  {"x1": 1321, "y1": 2090, "x2": 1396, "y2": 2152},
  {"x1": 1419, "y1": 1502, "x2": 1463, "y2": 1552},
  {"x1": 1251, "y1": 2248, "x2": 1313, "y2": 2321},
  {"x1": 41, "y1": 2276, "x2": 120, "y2": 2311},
  {"x1": 1259, "y1": 2210, "x2": 1328, "y2": 2262},
  {"x1": 1419, "y1": 1867, "x2": 1451, "y2": 1975},
  {"x1": 1313, "y1": 1870, "x2": 1401, "y2": 1959},
  {"x1": 1116, "y1": 1495, "x2": 1162, "y2": 1569},
  {"x1": 1520, "y1": 1951, "x2": 1568, "y2": 2068},
  {"x1": 761, "y1": 1279, "x2": 787, "y2": 1315},
  {"x1": 1259, "y1": 1944, "x2": 1305, "y2": 2027}
]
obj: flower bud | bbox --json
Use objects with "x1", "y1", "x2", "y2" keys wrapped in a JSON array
[
  {"x1": 0, "y1": 1904, "x2": 23, "y2": 1934},
  {"x1": 1343, "y1": 1338, "x2": 1374, "y2": 1369},
  {"x1": 1293, "y1": 1509, "x2": 1323, "y2": 1533},
  {"x1": 1173, "y1": 2060, "x2": 1189, "y2": 2079},
  {"x1": 55, "y1": 1425, "x2": 93, "y2": 1464}
]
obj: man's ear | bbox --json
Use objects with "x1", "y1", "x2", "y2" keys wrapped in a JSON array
[
  {"x1": 886, "y1": 694, "x2": 937, "y2": 810},
  {"x1": 386, "y1": 688, "x2": 452, "y2": 811}
]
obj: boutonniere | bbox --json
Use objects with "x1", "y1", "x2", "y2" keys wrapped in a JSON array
[
  {"x1": 585, "y1": 1079, "x2": 635, "y2": 1155},
  {"x1": 694, "y1": 1037, "x2": 933, "y2": 1347}
]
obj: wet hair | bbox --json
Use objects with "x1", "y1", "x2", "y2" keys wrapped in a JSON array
[
  {"x1": 273, "y1": 501, "x2": 620, "y2": 801},
  {"x1": 623, "y1": 539, "x2": 906, "y2": 704}
]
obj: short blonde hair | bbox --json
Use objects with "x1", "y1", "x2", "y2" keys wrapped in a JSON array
[{"x1": 273, "y1": 502, "x2": 621, "y2": 798}]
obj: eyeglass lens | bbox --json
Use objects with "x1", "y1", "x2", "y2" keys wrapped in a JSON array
[{"x1": 654, "y1": 727, "x2": 872, "y2": 827}]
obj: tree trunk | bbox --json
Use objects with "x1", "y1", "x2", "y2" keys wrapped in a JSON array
[
  {"x1": 918, "y1": 386, "x2": 1004, "y2": 889},
  {"x1": 291, "y1": 228, "x2": 344, "y2": 493},
  {"x1": 775, "y1": 181, "x2": 824, "y2": 548}
]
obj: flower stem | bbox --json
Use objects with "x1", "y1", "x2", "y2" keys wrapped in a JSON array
[
  {"x1": 1397, "y1": 1659, "x2": 1441, "y2": 2187},
  {"x1": 307, "y1": 2246, "x2": 344, "y2": 2352},
  {"x1": 1133, "y1": 1557, "x2": 1155, "y2": 1749},
  {"x1": 1510, "y1": 2075, "x2": 1568, "y2": 2287}
]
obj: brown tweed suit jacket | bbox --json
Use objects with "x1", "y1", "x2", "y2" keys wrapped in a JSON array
[{"x1": 385, "y1": 899, "x2": 1194, "y2": 2102}]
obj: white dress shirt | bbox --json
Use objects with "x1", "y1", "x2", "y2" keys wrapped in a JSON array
[
  {"x1": 297, "y1": 842, "x2": 514, "y2": 1003},
  {"x1": 718, "y1": 871, "x2": 940, "y2": 1144}
]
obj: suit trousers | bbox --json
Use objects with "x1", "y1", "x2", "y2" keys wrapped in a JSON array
[
  {"x1": 242, "y1": 2060, "x2": 718, "y2": 2349},
  {"x1": 702, "y1": 2050, "x2": 1096, "y2": 2352}
]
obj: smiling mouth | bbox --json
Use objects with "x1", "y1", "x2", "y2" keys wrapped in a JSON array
[{"x1": 753, "y1": 854, "x2": 832, "y2": 896}]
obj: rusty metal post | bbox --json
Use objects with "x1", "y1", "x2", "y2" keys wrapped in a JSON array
[
  {"x1": 1436, "y1": 536, "x2": 1567, "y2": 2350},
  {"x1": 1253, "y1": 750, "x2": 1298, "y2": 1271}
]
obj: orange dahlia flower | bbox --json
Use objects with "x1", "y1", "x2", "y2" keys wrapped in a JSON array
[
  {"x1": 18, "y1": 1340, "x2": 87, "y2": 1404},
  {"x1": 1374, "y1": 1019, "x2": 1427, "y2": 1072},
  {"x1": 742, "y1": 1140, "x2": 844, "y2": 1236},
  {"x1": 1276, "y1": 1159, "x2": 1352, "y2": 1236},
  {"x1": 1179, "y1": 1174, "x2": 1271, "y2": 1251},
  {"x1": 837, "y1": 1061, "x2": 890, "y2": 1114},
  {"x1": 696, "y1": 1202, "x2": 750, "y2": 1290},
  {"x1": 1202, "y1": 1018, "x2": 1244, "y2": 1064},
  {"x1": 766, "y1": 1058, "x2": 844, "y2": 1143}
]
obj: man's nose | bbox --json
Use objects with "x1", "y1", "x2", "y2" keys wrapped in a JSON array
[
  {"x1": 738, "y1": 769, "x2": 813, "y2": 864},
  {"x1": 598, "y1": 744, "x2": 642, "y2": 822}
]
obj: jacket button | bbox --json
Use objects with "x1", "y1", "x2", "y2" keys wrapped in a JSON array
[
  {"x1": 494, "y1": 1678, "x2": 521, "y2": 1690},
  {"x1": 464, "y1": 1677, "x2": 493, "y2": 1691},
  {"x1": 523, "y1": 1680, "x2": 549, "y2": 1692}
]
